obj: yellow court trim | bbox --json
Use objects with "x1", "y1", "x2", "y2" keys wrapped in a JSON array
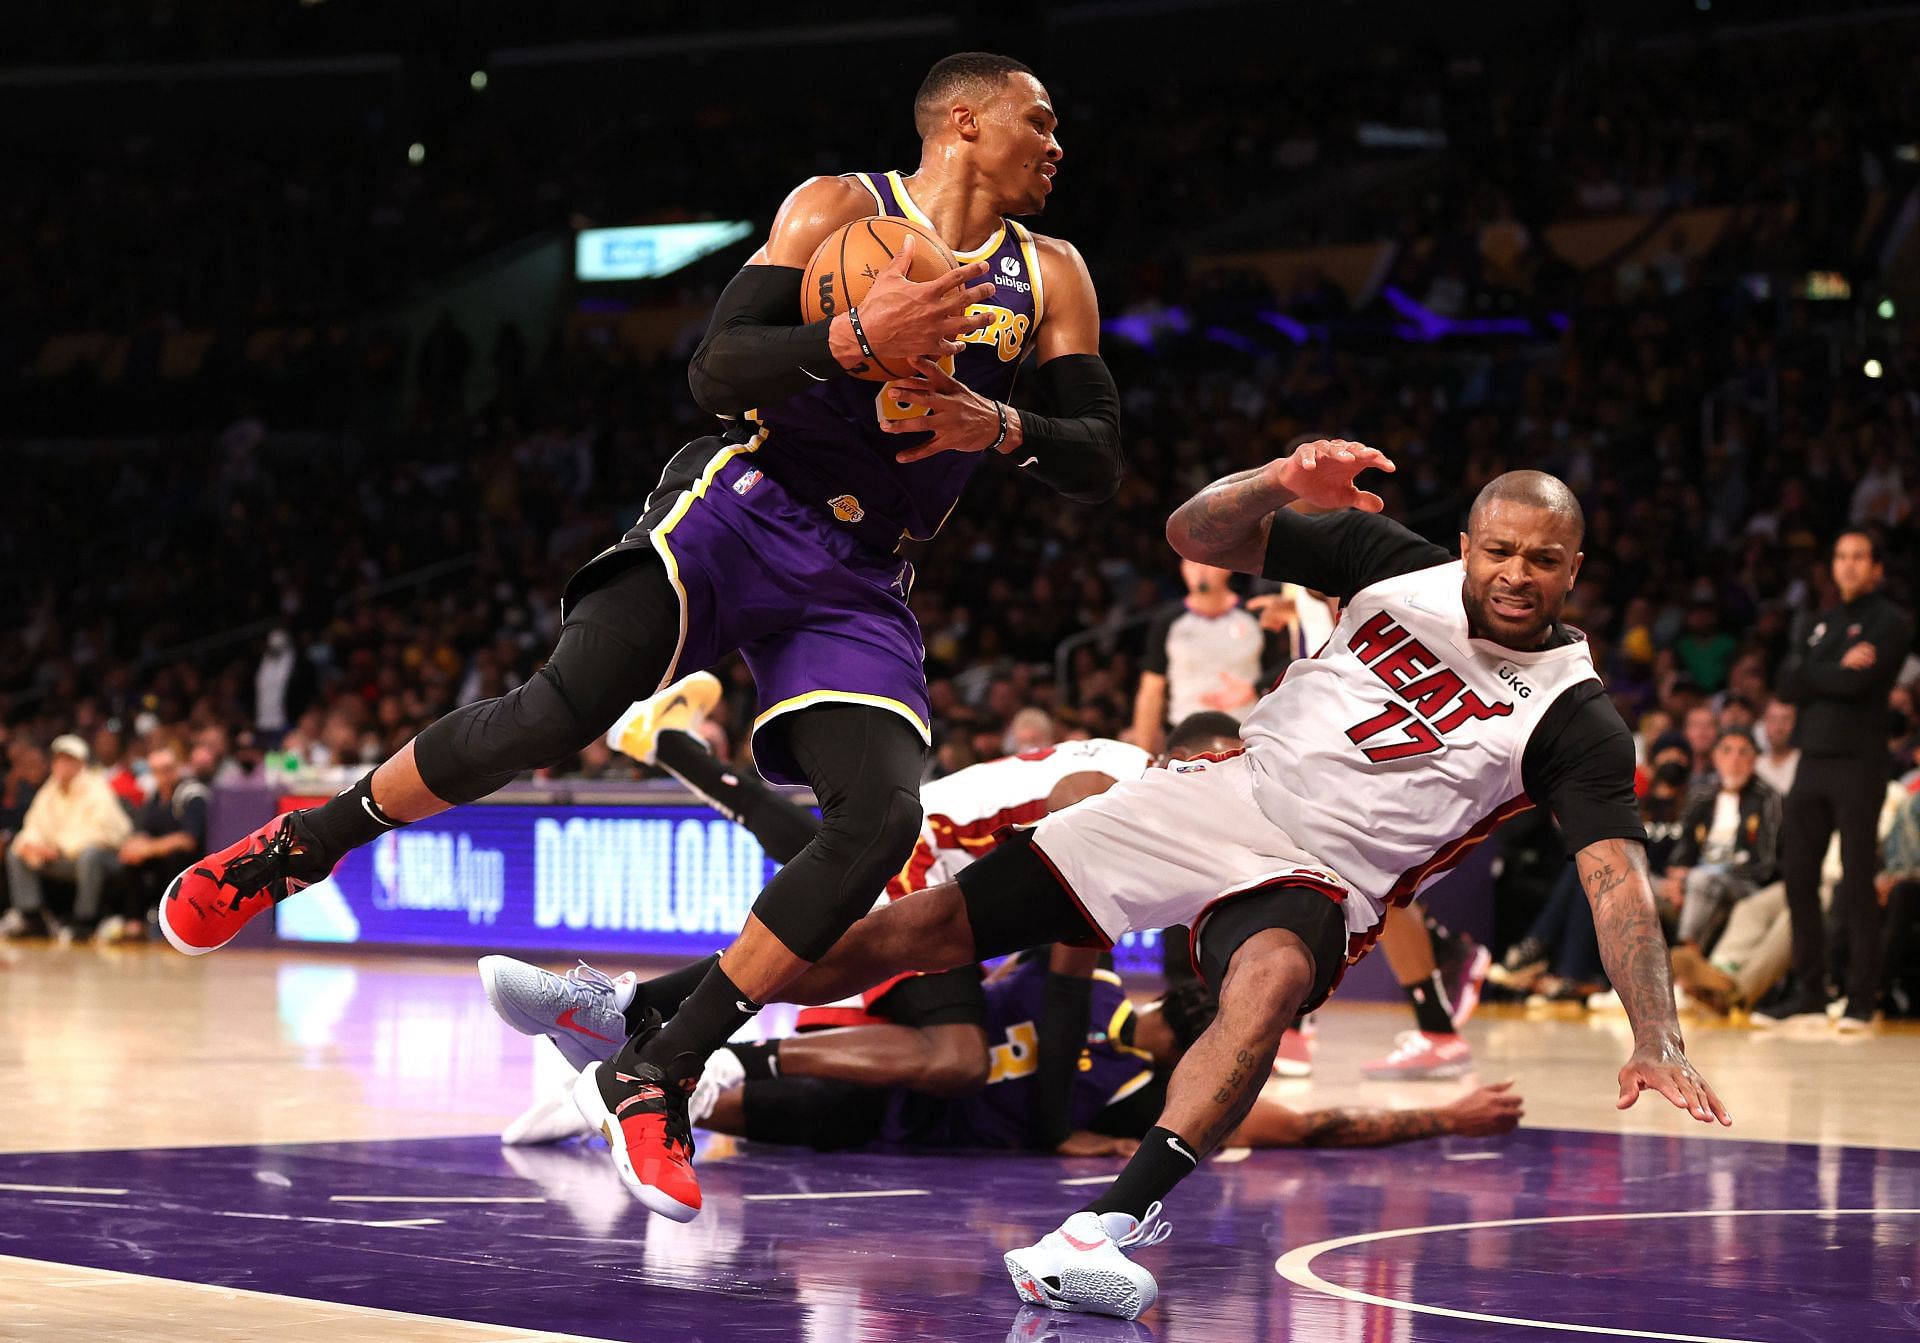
[
  {"x1": 753, "y1": 689, "x2": 933, "y2": 747},
  {"x1": 1011, "y1": 220, "x2": 1046, "y2": 330},
  {"x1": 887, "y1": 171, "x2": 1006, "y2": 262},
  {"x1": 646, "y1": 427, "x2": 769, "y2": 692}
]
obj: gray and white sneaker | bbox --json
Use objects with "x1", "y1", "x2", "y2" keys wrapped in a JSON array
[
  {"x1": 479, "y1": 956, "x2": 636, "y2": 1072},
  {"x1": 1005, "y1": 1203, "x2": 1172, "y2": 1320}
]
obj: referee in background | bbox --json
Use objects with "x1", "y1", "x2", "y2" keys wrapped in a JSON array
[{"x1": 1769, "y1": 530, "x2": 1914, "y2": 1029}]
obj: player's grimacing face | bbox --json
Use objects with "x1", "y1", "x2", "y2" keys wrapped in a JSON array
[
  {"x1": 1458, "y1": 502, "x2": 1582, "y2": 650},
  {"x1": 976, "y1": 74, "x2": 1060, "y2": 213}
]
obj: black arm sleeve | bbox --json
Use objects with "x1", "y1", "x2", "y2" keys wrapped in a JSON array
[
  {"x1": 1008, "y1": 354, "x2": 1123, "y2": 503},
  {"x1": 1262, "y1": 510, "x2": 1453, "y2": 602},
  {"x1": 1520, "y1": 684, "x2": 1648, "y2": 854},
  {"x1": 686, "y1": 266, "x2": 839, "y2": 417},
  {"x1": 1028, "y1": 971, "x2": 1095, "y2": 1150}
]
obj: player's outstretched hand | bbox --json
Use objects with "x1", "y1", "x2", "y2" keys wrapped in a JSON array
[
  {"x1": 1055, "y1": 1131, "x2": 1140, "y2": 1159},
  {"x1": 1271, "y1": 439, "x2": 1395, "y2": 512},
  {"x1": 883, "y1": 357, "x2": 1008, "y2": 462},
  {"x1": 1442, "y1": 1080, "x2": 1525, "y2": 1137},
  {"x1": 1617, "y1": 1042, "x2": 1731, "y2": 1126},
  {"x1": 855, "y1": 235, "x2": 996, "y2": 366}
]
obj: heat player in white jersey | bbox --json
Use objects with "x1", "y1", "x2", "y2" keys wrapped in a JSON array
[{"x1": 759, "y1": 442, "x2": 1730, "y2": 1320}]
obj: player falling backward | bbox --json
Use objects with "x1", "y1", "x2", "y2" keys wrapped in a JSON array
[
  {"x1": 158, "y1": 53, "x2": 1122, "y2": 1163},
  {"x1": 603, "y1": 447, "x2": 1732, "y2": 1319}
]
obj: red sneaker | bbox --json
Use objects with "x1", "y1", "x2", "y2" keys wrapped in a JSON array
[
  {"x1": 573, "y1": 1055, "x2": 702, "y2": 1222},
  {"x1": 1360, "y1": 1030, "x2": 1474, "y2": 1080},
  {"x1": 159, "y1": 813, "x2": 333, "y2": 955}
]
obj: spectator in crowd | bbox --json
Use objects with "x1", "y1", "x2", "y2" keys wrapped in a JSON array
[
  {"x1": 0, "y1": 742, "x2": 50, "y2": 890},
  {"x1": 1754, "y1": 699, "x2": 1801, "y2": 795},
  {"x1": 0, "y1": 735, "x2": 133, "y2": 939},
  {"x1": 1773, "y1": 531, "x2": 1916, "y2": 1029},
  {"x1": 1666, "y1": 729, "x2": 1782, "y2": 988},
  {"x1": 1131, "y1": 561, "x2": 1282, "y2": 756},
  {"x1": 1681, "y1": 705, "x2": 1720, "y2": 788},
  {"x1": 1875, "y1": 785, "x2": 1920, "y2": 1018},
  {"x1": 99, "y1": 747, "x2": 210, "y2": 944}
]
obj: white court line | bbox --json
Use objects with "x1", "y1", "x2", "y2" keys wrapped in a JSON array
[
  {"x1": 214, "y1": 1210, "x2": 444, "y2": 1229},
  {"x1": 0, "y1": 1183, "x2": 127, "y2": 1195},
  {"x1": 32, "y1": 1199, "x2": 130, "y2": 1209},
  {"x1": 742, "y1": 1188, "x2": 930, "y2": 1202},
  {"x1": 1277, "y1": 1207, "x2": 1920, "y2": 1342},
  {"x1": 1056, "y1": 1176, "x2": 1115, "y2": 1186},
  {"x1": 1441, "y1": 1152, "x2": 1503, "y2": 1162},
  {"x1": 330, "y1": 1195, "x2": 547, "y2": 1204}
]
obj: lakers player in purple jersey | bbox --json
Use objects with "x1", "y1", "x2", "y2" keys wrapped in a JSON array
[{"x1": 160, "y1": 54, "x2": 1120, "y2": 1222}]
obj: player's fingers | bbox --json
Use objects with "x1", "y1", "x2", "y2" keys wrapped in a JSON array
[
  {"x1": 932, "y1": 258, "x2": 993, "y2": 292},
  {"x1": 963, "y1": 281, "x2": 997, "y2": 304},
  {"x1": 1358, "y1": 449, "x2": 1397, "y2": 472},
  {"x1": 1297, "y1": 444, "x2": 1318, "y2": 471},
  {"x1": 911, "y1": 356, "x2": 965, "y2": 386},
  {"x1": 884, "y1": 234, "x2": 915, "y2": 274},
  {"x1": 1354, "y1": 490, "x2": 1386, "y2": 513},
  {"x1": 1487, "y1": 1079, "x2": 1515, "y2": 1093},
  {"x1": 1616, "y1": 1069, "x2": 1641, "y2": 1109},
  {"x1": 1701, "y1": 1080, "x2": 1732, "y2": 1126}
]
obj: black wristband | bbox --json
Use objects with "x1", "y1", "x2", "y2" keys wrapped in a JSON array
[
  {"x1": 988, "y1": 401, "x2": 1009, "y2": 454},
  {"x1": 847, "y1": 306, "x2": 877, "y2": 362}
]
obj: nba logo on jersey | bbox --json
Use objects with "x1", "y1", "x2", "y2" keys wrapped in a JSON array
[{"x1": 732, "y1": 469, "x2": 763, "y2": 496}]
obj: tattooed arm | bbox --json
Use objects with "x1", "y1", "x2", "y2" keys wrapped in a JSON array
[
  {"x1": 1230, "y1": 1082, "x2": 1523, "y2": 1148},
  {"x1": 1577, "y1": 837, "x2": 1732, "y2": 1126},
  {"x1": 1165, "y1": 440, "x2": 1395, "y2": 574}
]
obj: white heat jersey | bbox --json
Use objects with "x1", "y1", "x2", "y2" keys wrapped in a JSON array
[
  {"x1": 1242, "y1": 560, "x2": 1599, "y2": 934},
  {"x1": 894, "y1": 738, "x2": 1153, "y2": 893}
]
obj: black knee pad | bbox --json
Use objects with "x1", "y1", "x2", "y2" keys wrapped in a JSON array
[{"x1": 752, "y1": 785, "x2": 923, "y2": 962}]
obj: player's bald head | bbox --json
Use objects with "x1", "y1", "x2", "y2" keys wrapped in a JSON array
[
  {"x1": 1468, "y1": 471, "x2": 1584, "y2": 547},
  {"x1": 915, "y1": 52, "x2": 1035, "y2": 138}
]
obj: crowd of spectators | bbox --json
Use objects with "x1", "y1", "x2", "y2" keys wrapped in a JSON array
[{"x1": 4, "y1": 7, "x2": 1919, "y2": 1015}]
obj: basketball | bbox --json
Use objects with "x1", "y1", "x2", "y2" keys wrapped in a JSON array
[{"x1": 801, "y1": 215, "x2": 959, "y2": 380}]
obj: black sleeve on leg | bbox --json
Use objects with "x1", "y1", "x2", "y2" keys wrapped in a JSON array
[
  {"x1": 654, "y1": 729, "x2": 821, "y2": 864},
  {"x1": 1028, "y1": 970, "x2": 1095, "y2": 1150}
]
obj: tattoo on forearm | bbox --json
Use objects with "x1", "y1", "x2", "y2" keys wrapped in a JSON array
[
  {"x1": 1297, "y1": 1107, "x2": 1449, "y2": 1148},
  {"x1": 1578, "y1": 840, "x2": 1680, "y2": 1046},
  {"x1": 1174, "y1": 468, "x2": 1288, "y2": 560}
]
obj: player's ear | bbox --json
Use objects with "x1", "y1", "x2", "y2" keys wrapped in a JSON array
[
  {"x1": 952, "y1": 102, "x2": 980, "y2": 140},
  {"x1": 1457, "y1": 531, "x2": 1470, "y2": 561},
  {"x1": 1569, "y1": 550, "x2": 1583, "y2": 588}
]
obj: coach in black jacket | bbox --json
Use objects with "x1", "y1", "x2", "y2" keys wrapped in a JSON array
[{"x1": 1773, "y1": 530, "x2": 1915, "y2": 1027}]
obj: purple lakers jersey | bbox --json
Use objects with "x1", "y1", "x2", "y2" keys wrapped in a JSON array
[
  {"x1": 746, "y1": 170, "x2": 1046, "y2": 552},
  {"x1": 941, "y1": 962, "x2": 1158, "y2": 1148}
]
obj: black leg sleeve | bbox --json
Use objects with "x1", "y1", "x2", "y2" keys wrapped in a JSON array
[
  {"x1": 412, "y1": 557, "x2": 680, "y2": 806},
  {"x1": 654, "y1": 729, "x2": 821, "y2": 865},
  {"x1": 747, "y1": 704, "x2": 927, "y2": 962}
]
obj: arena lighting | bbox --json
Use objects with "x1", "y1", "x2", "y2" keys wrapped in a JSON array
[
  {"x1": 1879, "y1": 299, "x2": 1897, "y2": 320},
  {"x1": 575, "y1": 221, "x2": 754, "y2": 281},
  {"x1": 406, "y1": 142, "x2": 426, "y2": 165},
  {"x1": 469, "y1": 70, "x2": 489, "y2": 91},
  {"x1": 1865, "y1": 359, "x2": 1885, "y2": 379}
]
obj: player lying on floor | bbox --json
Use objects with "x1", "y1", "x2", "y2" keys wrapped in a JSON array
[
  {"x1": 492, "y1": 951, "x2": 1520, "y2": 1156},
  {"x1": 693, "y1": 953, "x2": 1522, "y2": 1156},
  {"x1": 580, "y1": 448, "x2": 1726, "y2": 1321}
]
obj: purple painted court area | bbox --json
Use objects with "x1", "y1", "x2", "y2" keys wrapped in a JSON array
[{"x1": 4, "y1": 1129, "x2": 1918, "y2": 1341}]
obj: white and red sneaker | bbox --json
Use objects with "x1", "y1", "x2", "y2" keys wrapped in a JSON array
[
  {"x1": 1360, "y1": 1030, "x2": 1474, "y2": 1080},
  {"x1": 1272, "y1": 1027, "x2": 1314, "y2": 1079},
  {"x1": 573, "y1": 1048, "x2": 702, "y2": 1222},
  {"x1": 478, "y1": 955, "x2": 635, "y2": 1073},
  {"x1": 1005, "y1": 1203, "x2": 1172, "y2": 1320},
  {"x1": 159, "y1": 813, "x2": 334, "y2": 955}
]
